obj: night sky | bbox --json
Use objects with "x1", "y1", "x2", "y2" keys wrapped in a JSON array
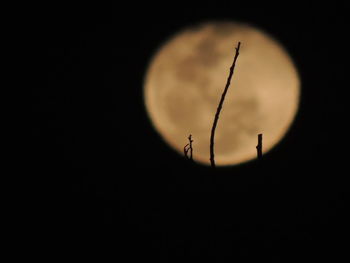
[{"x1": 38, "y1": 1, "x2": 347, "y2": 261}]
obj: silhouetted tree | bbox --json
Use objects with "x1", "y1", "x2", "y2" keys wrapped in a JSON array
[
  {"x1": 184, "y1": 134, "x2": 193, "y2": 161},
  {"x1": 210, "y1": 42, "x2": 241, "y2": 168},
  {"x1": 256, "y1": 133, "x2": 263, "y2": 159}
]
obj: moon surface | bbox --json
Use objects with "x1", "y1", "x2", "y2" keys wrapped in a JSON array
[{"x1": 144, "y1": 22, "x2": 300, "y2": 166}]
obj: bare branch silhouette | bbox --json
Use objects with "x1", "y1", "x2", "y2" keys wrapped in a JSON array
[
  {"x1": 210, "y1": 42, "x2": 241, "y2": 168},
  {"x1": 256, "y1": 133, "x2": 263, "y2": 159},
  {"x1": 184, "y1": 134, "x2": 194, "y2": 161}
]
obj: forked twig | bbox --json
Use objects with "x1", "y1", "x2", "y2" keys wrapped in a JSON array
[
  {"x1": 210, "y1": 42, "x2": 241, "y2": 168},
  {"x1": 184, "y1": 134, "x2": 194, "y2": 161}
]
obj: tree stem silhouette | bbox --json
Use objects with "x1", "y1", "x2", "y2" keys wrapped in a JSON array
[
  {"x1": 210, "y1": 42, "x2": 241, "y2": 168},
  {"x1": 184, "y1": 134, "x2": 194, "y2": 161},
  {"x1": 256, "y1": 133, "x2": 263, "y2": 159}
]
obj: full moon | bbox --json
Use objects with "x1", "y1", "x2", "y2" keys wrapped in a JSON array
[{"x1": 144, "y1": 22, "x2": 300, "y2": 166}]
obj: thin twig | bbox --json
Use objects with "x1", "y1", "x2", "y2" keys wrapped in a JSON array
[
  {"x1": 256, "y1": 133, "x2": 263, "y2": 159},
  {"x1": 184, "y1": 134, "x2": 194, "y2": 161},
  {"x1": 210, "y1": 42, "x2": 241, "y2": 168}
]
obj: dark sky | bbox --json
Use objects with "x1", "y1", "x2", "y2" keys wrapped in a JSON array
[{"x1": 38, "y1": 1, "x2": 347, "y2": 261}]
